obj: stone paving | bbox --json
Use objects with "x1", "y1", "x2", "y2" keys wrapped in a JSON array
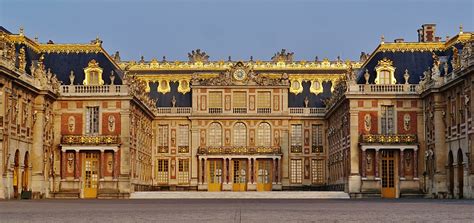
[
  {"x1": 1, "y1": 199, "x2": 474, "y2": 223},
  {"x1": 130, "y1": 191, "x2": 350, "y2": 199}
]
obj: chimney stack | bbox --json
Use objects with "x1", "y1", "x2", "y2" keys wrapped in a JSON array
[
  {"x1": 394, "y1": 38, "x2": 405, "y2": 43},
  {"x1": 418, "y1": 24, "x2": 437, "y2": 42}
]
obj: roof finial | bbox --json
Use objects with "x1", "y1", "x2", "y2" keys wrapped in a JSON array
[
  {"x1": 162, "y1": 56, "x2": 166, "y2": 62},
  {"x1": 34, "y1": 35, "x2": 38, "y2": 43},
  {"x1": 380, "y1": 34, "x2": 385, "y2": 44},
  {"x1": 459, "y1": 24, "x2": 463, "y2": 34},
  {"x1": 228, "y1": 56, "x2": 231, "y2": 62},
  {"x1": 19, "y1": 26, "x2": 24, "y2": 36},
  {"x1": 250, "y1": 56, "x2": 253, "y2": 62}
]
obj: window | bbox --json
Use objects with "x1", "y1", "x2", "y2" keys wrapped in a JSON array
[
  {"x1": 290, "y1": 159, "x2": 302, "y2": 184},
  {"x1": 257, "y1": 122, "x2": 271, "y2": 147},
  {"x1": 381, "y1": 105, "x2": 395, "y2": 134},
  {"x1": 312, "y1": 159, "x2": 324, "y2": 184},
  {"x1": 378, "y1": 70, "x2": 391, "y2": 84},
  {"x1": 85, "y1": 106, "x2": 99, "y2": 135},
  {"x1": 157, "y1": 125, "x2": 169, "y2": 153},
  {"x1": 208, "y1": 122, "x2": 222, "y2": 147},
  {"x1": 233, "y1": 91, "x2": 247, "y2": 113},
  {"x1": 233, "y1": 122, "x2": 247, "y2": 147},
  {"x1": 157, "y1": 159, "x2": 169, "y2": 184},
  {"x1": 209, "y1": 91, "x2": 222, "y2": 113},
  {"x1": 257, "y1": 91, "x2": 271, "y2": 113},
  {"x1": 177, "y1": 159, "x2": 189, "y2": 184},
  {"x1": 291, "y1": 124, "x2": 302, "y2": 153},
  {"x1": 312, "y1": 124, "x2": 323, "y2": 153},
  {"x1": 178, "y1": 125, "x2": 189, "y2": 153}
]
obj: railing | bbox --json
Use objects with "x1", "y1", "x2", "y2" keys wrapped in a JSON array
[
  {"x1": 178, "y1": 146, "x2": 190, "y2": 153},
  {"x1": 312, "y1": 145, "x2": 324, "y2": 153},
  {"x1": 155, "y1": 107, "x2": 192, "y2": 115},
  {"x1": 61, "y1": 135, "x2": 119, "y2": 145},
  {"x1": 198, "y1": 146, "x2": 282, "y2": 155},
  {"x1": 360, "y1": 134, "x2": 417, "y2": 144},
  {"x1": 257, "y1": 108, "x2": 272, "y2": 114},
  {"x1": 290, "y1": 145, "x2": 303, "y2": 153},
  {"x1": 353, "y1": 84, "x2": 417, "y2": 94},
  {"x1": 60, "y1": 85, "x2": 128, "y2": 96},
  {"x1": 288, "y1": 107, "x2": 325, "y2": 116},
  {"x1": 157, "y1": 146, "x2": 169, "y2": 153},
  {"x1": 233, "y1": 108, "x2": 247, "y2": 114},
  {"x1": 208, "y1": 108, "x2": 223, "y2": 114}
]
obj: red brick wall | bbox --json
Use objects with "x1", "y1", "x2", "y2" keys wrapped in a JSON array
[
  {"x1": 358, "y1": 111, "x2": 378, "y2": 134},
  {"x1": 397, "y1": 111, "x2": 417, "y2": 134},
  {"x1": 61, "y1": 113, "x2": 83, "y2": 135},
  {"x1": 102, "y1": 113, "x2": 121, "y2": 135}
]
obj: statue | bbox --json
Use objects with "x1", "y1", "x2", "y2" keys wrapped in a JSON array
[
  {"x1": 171, "y1": 96, "x2": 176, "y2": 107},
  {"x1": 304, "y1": 96, "x2": 309, "y2": 108},
  {"x1": 364, "y1": 69, "x2": 370, "y2": 84},
  {"x1": 271, "y1": 49, "x2": 294, "y2": 63},
  {"x1": 69, "y1": 70, "x2": 75, "y2": 85},
  {"x1": 403, "y1": 69, "x2": 410, "y2": 84},
  {"x1": 364, "y1": 114, "x2": 371, "y2": 132},
  {"x1": 110, "y1": 71, "x2": 115, "y2": 85},
  {"x1": 403, "y1": 114, "x2": 411, "y2": 131},
  {"x1": 18, "y1": 46, "x2": 26, "y2": 72},
  {"x1": 452, "y1": 47, "x2": 460, "y2": 69}
]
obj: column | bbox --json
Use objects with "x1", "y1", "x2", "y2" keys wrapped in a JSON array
[
  {"x1": 223, "y1": 158, "x2": 227, "y2": 184},
  {"x1": 203, "y1": 158, "x2": 207, "y2": 184},
  {"x1": 100, "y1": 151, "x2": 105, "y2": 180},
  {"x1": 247, "y1": 158, "x2": 251, "y2": 185},
  {"x1": 197, "y1": 158, "x2": 201, "y2": 184},
  {"x1": 74, "y1": 150, "x2": 80, "y2": 180},
  {"x1": 413, "y1": 149, "x2": 418, "y2": 178},
  {"x1": 400, "y1": 149, "x2": 405, "y2": 179},
  {"x1": 113, "y1": 150, "x2": 120, "y2": 179},
  {"x1": 374, "y1": 149, "x2": 379, "y2": 178},
  {"x1": 31, "y1": 96, "x2": 45, "y2": 194},
  {"x1": 272, "y1": 158, "x2": 276, "y2": 184},
  {"x1": 278, "y1": 158, "x2": 282, "y2": 183},
  {"x1": 61, "y1": 150, "x2": 66, "y2": 180},
  {"x1": 361, "y1": 149, "x2": 367, "y2": 178}
]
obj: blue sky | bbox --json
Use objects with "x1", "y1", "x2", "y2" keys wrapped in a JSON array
[{"x1": 1, "y1": 0, "x2": 472, "y2": 61}]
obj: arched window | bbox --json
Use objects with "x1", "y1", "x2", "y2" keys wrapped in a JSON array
[
  {"x1": 208, "y1": 122, "x2": 222, "y2": 147},
  {"x1": 233, "y1": 122, "x2": 247, "y2": 147},
  {"x1": 257, "y1": 122, "x2": 271, "y2": 147},
  {"x1": 374, "y1": 58, "x2": 396, "y2": 85}
]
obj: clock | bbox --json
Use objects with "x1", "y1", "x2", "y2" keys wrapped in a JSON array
[{"x1": 233, "y1": 69, "x2": 246, "y2": 81}]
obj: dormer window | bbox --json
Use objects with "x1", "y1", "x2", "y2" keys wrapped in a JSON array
[
  {"x1": 83, "y1": 59, "x2": 104, "y2": 85},
  {"x1": 374, "y1": 58, "x2": 396, "y2": 85}
]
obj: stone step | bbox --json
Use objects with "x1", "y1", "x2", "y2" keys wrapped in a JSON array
[
  {"x1": 51, "y1": 192, "x2": 80, "y2": 199},
  {"x1": 130, "y1": 191, "x2": 350, "y2": 199}
]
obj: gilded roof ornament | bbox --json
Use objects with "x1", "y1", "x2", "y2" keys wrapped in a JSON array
[
  {"x1": 188, "y1": 49, "x2": 209, "y2": 63},
  {"x1": 271, "y1": 49, "x2": 294, "y2": 63}
]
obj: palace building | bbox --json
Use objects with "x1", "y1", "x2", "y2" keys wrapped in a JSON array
[{"x1": 0, "y1": 24, "x2": 472, "y2": 199}]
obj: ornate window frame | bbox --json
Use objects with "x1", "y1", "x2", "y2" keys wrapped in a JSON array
[
  {"x1": 83, "y1": 59, "x2": 104, "y2": 85},
  {"x1": 374, "y1": 58, "x2": 396, "y2": 85}
]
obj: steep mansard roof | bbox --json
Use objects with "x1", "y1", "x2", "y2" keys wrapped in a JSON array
[
  {"x1": 357, "y1": 33, "x2": 472, "y2": 84},
  {"x1": 4, "y1": 32, "x2": 122, "y2": 85}
]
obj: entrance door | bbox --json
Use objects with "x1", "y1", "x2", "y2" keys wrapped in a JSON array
[
  {"x1": 381, "y1": 150, "x2": 397, "y2": 198},
  {"x1": 83, "y1": 152, "x2": 99, "y2": 198},
  {"x1": 257, "y1": 159, "x2": 272, "y2": 191},
  {"x1": 232, "y1": 159, "x2": 247, "y2": 191},
  {"x1": 208, "y1": 159, "x2": 223, "y2": 191}
]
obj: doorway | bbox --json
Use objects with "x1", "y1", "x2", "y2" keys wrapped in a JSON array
[
  {"x1": 232, "y1": 159, "x2": 247, "y2": 191},
  {"x1": 257, "y1": 159, "x2": 272, "y2": 191},
  {"x1": 208, "y1": 159, "x2": 223, "y2": 191},
  {"x1": 381, "y1": 150, "x2": 397, "y2": 198},
  {"x1": 83, "y1": 152, "x2": 99, "y2": 198}
]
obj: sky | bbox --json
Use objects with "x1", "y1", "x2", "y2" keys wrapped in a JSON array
[{"x1": 1, "y1": 0, "x2": 473, "y2": 62}]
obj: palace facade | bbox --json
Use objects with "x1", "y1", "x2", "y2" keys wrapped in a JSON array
[{"x1": 0, "y1": 24, "x2": 472, "y2": 199}]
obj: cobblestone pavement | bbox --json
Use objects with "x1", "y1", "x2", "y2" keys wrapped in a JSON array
[{"x1": 1, "y1": 199, "x2": 474, "y2": 223}]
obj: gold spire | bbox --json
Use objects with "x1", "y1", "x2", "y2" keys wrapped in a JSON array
[
  {"x1": 459, "y1": 24, "x2": 463, "y2": 34},
  {"x1": 380, "y1": 34, "x2": 385, "y2": 44}
]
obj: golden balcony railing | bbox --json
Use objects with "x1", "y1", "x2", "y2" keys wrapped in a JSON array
[
  {"x1": 157, "y1": 146, "x2": 169, "y2": 153},
  {"x1": 61, "y1": 135, "x2": 119, "y2": 145},
  {"x1": 178, "y1": 146, "x2": 190, "y2": 153},
  {"x1": 290, "y1": 145, "x2": 303, "y2": 153},
  {"x1": 198, "y1": 146, "x2": 282, "y2": 155},
  {"x1": 360, "y1": 134, "x2": 417, "y2": 144}
]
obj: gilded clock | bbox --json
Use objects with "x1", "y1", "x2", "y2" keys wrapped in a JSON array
[{"x1": 233, "y1": 69, "x2": 246, "y2": 81}]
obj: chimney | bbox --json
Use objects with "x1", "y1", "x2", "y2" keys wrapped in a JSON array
[
  {"x1": 418, "y1": 24, "x2": 437, "y2": 42},
  {"x1": 394, "y1": 38, "x2": 405, "y2": 43}
]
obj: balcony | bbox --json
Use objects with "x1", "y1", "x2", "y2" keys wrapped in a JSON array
[
  {"x1": 288, "y1": 107, "x2": 325, "y2": 117},
  {"x1": 60, "y1": 85, "x2": 128, "y2": 96},
  {"x1": 350, "y1": 84, "x2": 417, "y2": 94},
  {"x1": 312, "y1": 145, "x2": 324, "y2": 153},
  {"x1": 178, "y1": 146, "x2": 190, "y2": 153},
  {"x1": 61, "y1": 135, "x2": 119, "y2": 145},
  {"x1": 360, "y1": 134, "x2": 417, "y2": 144},
  {"x1": 290, "y1": 145, "x2": 303, "y2": 153},
  {"x1": 198, "y1": 146, "x2": 282, "y2": 155},
  {"x1": 155, "y1": 107, "x2": 192, "y2": 116},
  {"x1": 157, "y1": 146, "x2": 169, "y2": 153}
]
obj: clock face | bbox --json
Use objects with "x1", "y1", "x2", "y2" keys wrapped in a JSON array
[{"x1": 233, "y1": 69, "x2": 246, "y2": 81}]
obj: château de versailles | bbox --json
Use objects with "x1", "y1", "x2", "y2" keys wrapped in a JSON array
[{"x1": 0, "y1": 24, "x2": 472, "y2": 199}]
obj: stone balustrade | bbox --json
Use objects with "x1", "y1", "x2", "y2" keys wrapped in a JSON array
[
  {"x1": 288, "y1": 107, "x2": 325, "y2": 116},
  {"x1": 352, "y1": 84, "x2": 417, "y2": 94},
  {"x1": 198, "y1": 146, "x2": 282, "y2": 155},
  {"x1": 60, "y1": 85, "x2": 128, "y2": 96}
]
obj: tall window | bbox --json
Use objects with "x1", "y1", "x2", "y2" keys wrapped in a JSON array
[
  {"x1": 157, "y1": 159, "x2": 169, "y2": 184},
  {"x1": 209, "y1": 91, "x2": 222, "y2": 113},
  {"x1": 257, "y1": 122, "x2": 271, "y2": 147},
  {"x1": 177, "y1": 159, "x2": 189, "y2": 184},
  {"x1": 312, "y1": 124, "x2": 323, "y2": 153},
  {"x1": 290, "y1": 159, "x2": 302, "y2": 184},
  {"x1": 312, "y1": 159, "x2": 324, "y2": 184},
  {"x1": 291, "y1": 124, "x2": 302, "y2": 153},
  {"x1": 208, "y1": 122, "x2": 222, "y2": 147},
  {"x1": 157, "y1": 125, "x2": 169, "y2": 153},
  {"x1": 233, "y1": 91, "x2": 247, "y2": 113},
  {"x1": 257, "y1": 91, "x2": 271, "y2": 113},
  {"x1": 381, "y1": 105, "x2": 395, "y2": 134},
  {"x1": 178, "y1": 125, "x2": 189, "y2": 152},
  {"x1": 233, "y1": 122, "x2": 247, "y2": 147},
  {"x1": 378, "y1": 70, "x2": 391, "y2": 84},
  {"x1": 85, "y1": 106, "x2": 99, "y2": 135}
]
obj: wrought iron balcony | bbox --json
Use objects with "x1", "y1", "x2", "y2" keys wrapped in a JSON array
[
  {"x1": 198, "y1": 146, "x2": 282, "y2": 155},
  {"x1": 61, "y1": 135, "x2": 120, "y2": 145},
  {"x1": 360, "y1": 134, "x2": 417, "y2": 144}
]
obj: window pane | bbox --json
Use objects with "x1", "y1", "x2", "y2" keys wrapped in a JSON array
[{"x1": 233, "y1": 122, "x2": 247, "y2": 146}]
